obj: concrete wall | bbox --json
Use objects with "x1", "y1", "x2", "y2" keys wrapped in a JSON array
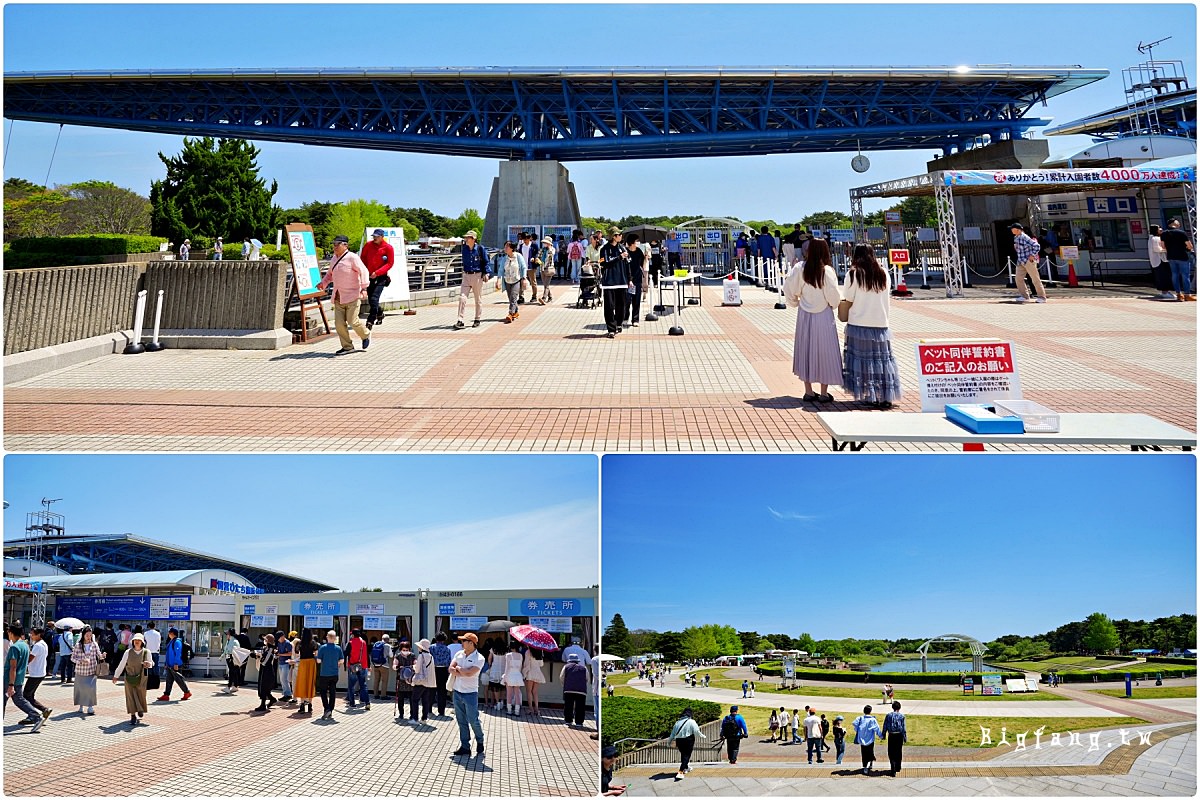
[
  {"x1": 483, "y1": 161, "x2": 582, "y2": 249},
  {"x1": 4, "y1": 260, "x2": 289, "y2": 357}
]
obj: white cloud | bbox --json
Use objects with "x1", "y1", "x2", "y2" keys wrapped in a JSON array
[
  {"x1": 253, "y1": 500, "x2": 597, "y2": 592},
  {"x1": 767, "y1": 507, "x2": 817, "y2": 522}
]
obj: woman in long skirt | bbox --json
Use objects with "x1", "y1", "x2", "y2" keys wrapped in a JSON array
[
  {"x1": 293, "y1": 628, "x2": 317, "y2": 715},
  {"x1": 522, "y1": 647, "x2": 547, "y2": 716},
  {"x1": 112, "y1": 632, "x2": 153, "y2": 726},
  {"x1": 71, "y1": 627, "x2": 104, "y2": 715},
  {"x1": 253, "y1": 633, "x2": 278, "y2": 711},
  {"x1": 503, "y1": 640, "x2": 525, "y2": 715},
  {"x1": 841, "y1": 245, "x2": 903, "y2": 409},
  {"x1": 783, "y1": 238, "x2": 843, "y2": 402}
]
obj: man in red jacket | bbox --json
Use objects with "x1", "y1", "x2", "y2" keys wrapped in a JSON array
[
  {"x1": 344, "y1": 628, "x2": 372, "y2": 710},
  {"x1": 361, "y1": 229, "x2": 396, "y2": 329}
]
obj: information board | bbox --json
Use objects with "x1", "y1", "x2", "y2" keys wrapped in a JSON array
[
  {"x1": 250, "y1": 615, "x2": 278, "y2": 628},
  {"x1": 507, "y1": 224, "x2": 540, "y2": 244},
  {"x1": 304, "y1": 614, "x2": 334, "y2": 629},
  {"x1": 438, "y1": 603, "x2": 456, "y2": 615},
  {"x1": 284, "y1": 224, "x2": 323, "y2": 297},
  {"x1": 542, "y1": 225, "x2": 575, "y2": 249},
  {"x1": 884, "y1": 211, "x2": 902, "y2": 223},
  {"x1": 363, "y1": 616, "x2": 398, "y2": 631},
  {"x1": 530, "y1": 616, "x2": 573, "y2": 633},
  {"x1": 981, "y1": 674, "x2": 1004, "y2": 695},
  {"x1": 355, "y1": 603, "x2": 386, "y2": 616},
  {"x1": 962, "y1": 676, "x2": 974, "y2": 695},
  {"x1": 55, "y1": 595, "x2": 191, "y2": 621},
  {"x1": 360, "y1": 227, "x2": 410, "y2": 302},
  {"x1": 458, "y1": 604, "x2": 477, "y2": 615},
  {"x1": 450, "y1": 616, "x2": 488, "y2": 630},
  {"x1": 915, "y1": 339, "x2": 1022, "y2": 413},
  {"x1": 783, "y1": 657, "x2": 796, "y2": 679}
]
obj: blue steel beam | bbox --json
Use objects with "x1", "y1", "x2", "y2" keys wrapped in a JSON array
[{"x1": 3, "y1": 67, "x2": 1108, "y2": 161}]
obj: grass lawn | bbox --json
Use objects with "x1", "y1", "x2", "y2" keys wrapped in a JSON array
[
  {"x1": 993, "y1": 657, "x2": 1135, "y2": 671},
  {"x1": 706, "y1": 678, "x2": 1058, "y2": 701},
  {"x1": 605, "y1": 671, "x2": 637, "y2": 686},
  {"x1": 731, "y1": 706, "x2": 1147, "y2": 748},
  {"x1": 1094, "y1": 686, "x2": 1197, "y2": 699}
]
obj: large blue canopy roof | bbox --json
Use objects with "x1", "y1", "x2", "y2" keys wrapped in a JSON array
[{"x1": 2, "y1": 66, "x2": 1107, "y2": 160}]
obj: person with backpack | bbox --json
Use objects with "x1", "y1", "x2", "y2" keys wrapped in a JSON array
[
  {"x1": 718, "y1": 705, "x2": 748, "y2": 765},
  {"x1": 369, "y1": 635, "x2": 393, "y2": 701},
  {"x1": 411, "y1": 638, "x2": 436, "y2": 722},
  {"x1": 567, "y1": 230, "x2": 586, "y2": 284}
]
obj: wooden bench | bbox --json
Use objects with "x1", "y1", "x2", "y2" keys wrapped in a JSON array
[{"x1": 815, "y1": 411, "x2": 1196, "y2": 452}]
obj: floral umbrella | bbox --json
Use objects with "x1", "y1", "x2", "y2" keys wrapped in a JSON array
[{"x1": 508, "y1": 624, "x2": 560, "y2": 652}]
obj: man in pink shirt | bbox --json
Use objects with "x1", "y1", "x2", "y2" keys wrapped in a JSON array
[{"x1": 317, "y1": 235, "x2": 372, "y2": 354}]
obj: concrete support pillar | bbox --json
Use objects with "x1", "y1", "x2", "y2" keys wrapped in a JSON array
[{"x1": 483, "y1": 160, "x2": 582, "y2": 250}]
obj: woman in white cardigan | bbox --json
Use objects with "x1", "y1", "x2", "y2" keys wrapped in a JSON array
[{"x1": 783, "y1": 238, "x2": 843, "y2": 403}]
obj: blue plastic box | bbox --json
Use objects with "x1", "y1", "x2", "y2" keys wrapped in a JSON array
[{"x1": 944, "y1": 403, "x2": 1025, "y2": 434}]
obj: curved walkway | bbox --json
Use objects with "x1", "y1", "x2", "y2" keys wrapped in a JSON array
[{"x1": 632, "y1": 678, "x2": 1194, "y2": 718}]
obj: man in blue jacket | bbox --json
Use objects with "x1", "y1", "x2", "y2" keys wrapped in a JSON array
[{"x1": 456, "y1": 230, "x2": 490, "y2": 329}]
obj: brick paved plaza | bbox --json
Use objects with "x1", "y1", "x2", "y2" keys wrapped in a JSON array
[
  {"x1": 2, "y1": 677, "x2": 598, "y2": 796},
  {"x1": 4, "y1": 283, "x2": 1195, "y2": 452}
]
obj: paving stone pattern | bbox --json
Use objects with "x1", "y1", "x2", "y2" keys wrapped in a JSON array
[
  {"x1": 5, "y1": 283, "x2": 1195, "y2": 451},
  {"x1": 2, "y1": 678, "x2": 597, "y2": 796}
]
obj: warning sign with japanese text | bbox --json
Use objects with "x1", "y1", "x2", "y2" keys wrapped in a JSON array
[{"x1": 916, "y1": 339, "x2": 1022, "y2": 412}]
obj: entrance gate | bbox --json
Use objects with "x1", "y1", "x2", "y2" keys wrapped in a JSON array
[{"x1": 673, "y1": 218, "x2": 747, "y2": 277}]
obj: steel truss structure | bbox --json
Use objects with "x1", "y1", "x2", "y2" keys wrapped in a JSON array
[
  {"x1": 2, "y1": 533, "x2": 335, "y2": 594},
  {"x1": 2, "y1": 67, "x2": 1106, "y2": 160},
  {"x1": 917, "y1": 633, "x2": 987, "y2": 673}
]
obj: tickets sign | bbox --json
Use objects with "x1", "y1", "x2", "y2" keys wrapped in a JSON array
[{"x1": 915, "y1": 340, "x2": 1022, "y2": 412}]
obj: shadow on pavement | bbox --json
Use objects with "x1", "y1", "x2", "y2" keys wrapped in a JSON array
[
  {"x1": 268, "y1": 352, "x2": 337, "y2": 361},
  {"x1": 744, "y1": 396, "x2": 808, "y2": 410}
]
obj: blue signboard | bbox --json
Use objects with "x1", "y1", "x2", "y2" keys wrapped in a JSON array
[
  {"x1": 439, "y1": 603, "x2": 457, "y2": 615},
  {"x1": 1087, "y1": 196, "x2": 1138, "y2": 214},
  {"x1": 54, "y1": 595, "x2": 191, "y2": 621},
  {"x1": 291, "y1": 600, "x2": 343, "y2": 615},
  {"x1": 243, "y1": 604, "x2": 256, "y2": 615},
  {"x1": 508, "y1": 598, "x2": 592, "y2": 617}
]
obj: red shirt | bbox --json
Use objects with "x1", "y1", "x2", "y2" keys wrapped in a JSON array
[
  {"x1": 348, "y1": 637, "x2": 370, "y2": 669},
  {"x1": 361, "y1": 239, "x2": 396, "y2": 278}
]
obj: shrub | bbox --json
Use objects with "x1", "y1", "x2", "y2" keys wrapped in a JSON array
[
  {"x1": 753, "y1": 661, "x2": 1024, "y2": 684},
  {"x1": 1054, "y1": 667, "x2": 1195, "y2": 683},
  {"x1": 1145, "y1": 656, "x2": 1197, "y2": 666},
  {"x1": 601, "y1": 696, "x2": 721, "y2": 749},
  {"x1": 8, "y1": 234, "x2": 165, "y2": 256}
]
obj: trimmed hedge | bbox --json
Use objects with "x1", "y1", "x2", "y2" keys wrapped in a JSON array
[
  {"x1": 601, "y1": 696, "x2": 721, "y2": 749},
  {"x1": 1146, "y1": 656, "x2": 1197, "y2": 666},
  {"x1": 8, "y1": 234, "x2": 165, "y2": 255},
  {"x1": 754, "y1": 661, "x2": 1024, "y2": 684},
  {"x1": 1053, "y1": 667, "x2": 1195, "y2": 683}
]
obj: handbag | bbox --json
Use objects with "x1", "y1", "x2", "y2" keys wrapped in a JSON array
[
  {"x1": 125, "y1": 671, "x2": 141, "y2": 687},
  {"x1": 837, "y1": 299, "x2": 852, "y2": 323}
]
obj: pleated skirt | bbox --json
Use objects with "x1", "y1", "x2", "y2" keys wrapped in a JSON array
[{"x1": 792, "y1": 306, "x2": 843, "y2": 385}]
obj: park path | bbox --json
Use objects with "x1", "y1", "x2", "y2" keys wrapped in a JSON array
[
  {"x1": 1042, "y1": 684, "x2": 1196, "y2": 724},
  {"x1": 630, "y1": 677, "x2": 1194, "y2": 718}
]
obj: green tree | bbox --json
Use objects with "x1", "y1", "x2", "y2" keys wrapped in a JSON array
[
  {"x1": 628, "y1": 629, "x2": 659, "y2": 656},
  {"x1": 392, "y1": 218, "x2": 420, "y2": 247},
  {"x1": 755, "y1": 638, "x2": 775, "y2": 652},
  {"x1": 680, "y1": 626, "x2": 718, "y2": 660},
  {"x1": 800, "y1": 210, "x2": 853, "y2": 229},
  {"x1": 737, "y1": 631, "x2": 761, "y2": 653},
  {"x1": 392, "y1": 206, "x2": 453, "y2": 237},
  {"x1": 281, "y1": 200, "x2": 336, "y2": 251},
  {"x1": 1083, "y1": 612, "x2": 1120, "y2": 654},
  {"x1": 450, "y1": 208, "x2": 485, "y2": 239},
  {"x1": 327, "y1": 199, "x2": 392, "y2": 250},
  {"x1": 604, "y1": 613, "x2": 633, "y2": 658},
  {"x1": 712, "y1": 624, "x2": 743, "y2": 656},
  {"x1": 795, "y1": 633, "x2": 817, "y2": 654},
  {"x1": 898, "y1": 196, "x2": 937, "y2": 227},
  {"x1": 656, "y1": 631, "x2": 683, "y2": 663},
  {"x1": 149, "y1": 137, "x2": 280, "y2": 244},
  {"x1": 3, "y1": 188, "x2": 67, "y2": 240},
  {"x1": 61, "y1": 180, "x2": 151, "y2": 234}
]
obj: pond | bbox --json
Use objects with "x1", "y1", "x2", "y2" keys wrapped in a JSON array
[{"x1": 873, "y1": 659, "x2": 980, "y2": 673}]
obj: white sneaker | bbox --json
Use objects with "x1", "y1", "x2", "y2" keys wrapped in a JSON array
[
  {"x1": 1034, "y1": 297, "x2": 1046, "y2": 303},
  {"x1": 1014, "y1": 296, "x2": 1027, "y2": 303}
]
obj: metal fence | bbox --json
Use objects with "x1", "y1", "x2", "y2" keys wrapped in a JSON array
[{"x1": 614, "y1": 718, "x2": 725, "y2": 769}]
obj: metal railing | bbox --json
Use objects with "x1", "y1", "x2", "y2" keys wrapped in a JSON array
[{"x1": 614, "y1": 718, "x2": 725, "y2": 769}]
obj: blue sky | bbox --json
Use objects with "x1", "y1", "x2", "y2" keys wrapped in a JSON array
[
  {"x1": 602, "y1": 455, "x2": 1196, "y2": 641},
  {"x1": 3, "y1": 3, "x2": 1195, "y2": 221},
  {"x1": 4, "y1": 454, "x2": 599, "y2": 591}
]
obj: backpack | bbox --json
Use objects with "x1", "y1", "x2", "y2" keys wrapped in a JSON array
[
  {"x1": 371, "y1": 641, "x2": 387, "y2": 666},
  {"x1": 720, "y1": 715, "x2": 741, "y2": 740}
]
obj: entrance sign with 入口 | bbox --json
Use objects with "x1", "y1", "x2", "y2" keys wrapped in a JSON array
[
  {"x1": 888, "y1": 249, "x2": 910, "y2": 265},
  {"x1": 916, "y1": 339, "x2": 1022, "y2": 412}
]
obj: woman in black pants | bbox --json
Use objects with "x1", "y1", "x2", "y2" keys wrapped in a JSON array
[{"x1": 668, "y1": 707, "x2": 705, "y2": 782}]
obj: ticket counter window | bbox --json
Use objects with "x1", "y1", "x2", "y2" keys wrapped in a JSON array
[
  {"x1": 1072, "y1": 219, "x2": 1132, "y2": 252},
  {"x1": 350, "y1": 616, "x2": 413, "y2": 643},
  {"x1": 194, "y1": 622, "x2": 228, "y2": 657}
]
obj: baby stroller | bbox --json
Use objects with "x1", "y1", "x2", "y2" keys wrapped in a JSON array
[{"x1": 576, "y1": 273, "x2": 599, "y2": 309}]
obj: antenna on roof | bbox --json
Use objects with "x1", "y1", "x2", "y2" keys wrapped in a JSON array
[{"x1": 1137, "y1": 37, "x2": 1171, "y2": 59}]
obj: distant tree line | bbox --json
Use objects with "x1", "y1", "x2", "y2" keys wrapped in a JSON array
[{"x1": 602, "y1": 612, "x2": 1197, "y2": 662}]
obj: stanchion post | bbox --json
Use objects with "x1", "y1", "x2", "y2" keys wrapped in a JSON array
[
  {"x1": 920, "y1": 255, "x2": 930, "y2": 290},
  {"x1": 123, "y1": 289, "x2": 148, "y2": 354},
  {"x1": 1005, "y1": 257, "x2": 1016, "y2": 289},
  {"x1": 1042, "y1": 256, "x2": 1057, "y2": 288},
  {"x1": 145, "y1": 289, "x2": 166, "y2": 352},
  {"x1": 644, "y1": 272, "x2": 659, "y2": 322},
  {"x1": 773, "y1": 258, "x2": 787, "y2": 309}
]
